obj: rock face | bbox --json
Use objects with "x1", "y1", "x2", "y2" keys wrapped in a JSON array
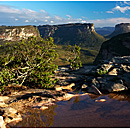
[
  {"x1": 38, "y1": 23, "x2": 105, "y2": 50},
  {"x1": 87, "y1": 56, "x2": 130, "y2": 93},
  {"x1": 0, "y1": 26, "x2": 40, "y2": 41},
  {"x1": 108, "y1": 23, "x2": 130, "y2": 38},
  {"x1": 94, "y1": 32, "x2": 130, "y2": 64}
]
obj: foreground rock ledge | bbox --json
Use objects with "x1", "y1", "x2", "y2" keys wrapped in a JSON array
[{"x1": 0, "y1": 87, "x2": 88, "y2": 128}]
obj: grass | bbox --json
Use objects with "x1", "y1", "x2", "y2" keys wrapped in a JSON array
[{"x1": 53, "y1": 45, "x2": 99, "y2": 66}]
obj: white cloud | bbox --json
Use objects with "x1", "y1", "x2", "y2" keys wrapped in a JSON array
[
  {"x1": 124, "y1": 1, "x2": 130, "y2": 5},
  {"x1": 25, "y1": 20, "x2": 29, "y2": 22},
  {"x1": 66, "y1": 15, "x2": 72, "y2": 18},
  {"x1": 50, "y1": 21, "x2": 54, "y2": 23},
  {"x1": 106, "y1": 11, "x2": 114, "y2": 13},
  {"x1": 0, "y1": 4, "x2": 130, "y2": 27},
  {"x1": 0, "y1": 5, "x2": 21, "y2": 14},
  {"x1": 81, "y1": 16, "x2": 86, "y2": 19},
  {"x1": 112, "y1": 5, "x2": 130, "y2": 13},
  {"x1": 88, "y1": 17, "x2": 130, "y2": 27},
  {"x1": 54, "y1": 15, "x2": 62, "y2": 20},
  {"x1": 15, "y1": 18, "x2": 18, "y2": 21}
]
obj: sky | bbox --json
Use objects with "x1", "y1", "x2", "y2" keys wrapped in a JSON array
[{"x1": 0, "y1": 1, "x2": 130, "y2": 27}]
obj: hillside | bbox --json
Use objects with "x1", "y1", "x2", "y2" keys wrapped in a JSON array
[
  {"x1": 94, "y1": 32, "x2": 130, "y2": 64},
  {"x1": 0, "y1": 25, "x2": 40, "y2": 42},
  {"x1": 107, "y1": 23, "x2": 130, "y2": 38},
  {"x1": 38, "y1": 23, "x2": 105, "y2": 50}
]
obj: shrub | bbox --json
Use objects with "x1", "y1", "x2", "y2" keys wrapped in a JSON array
[
  {"x1": 97, "y1": 69, "x2": 108, "y2": 76},
  {"x1": 0, "y1": 36, "x2": 58, "y2": 91},
  {"x1": 65, "y1": 44, "x2": 82, "y2": 70}
]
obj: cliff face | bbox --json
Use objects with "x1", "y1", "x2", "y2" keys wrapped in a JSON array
[
  {"x1": 94, "y1": 32, "x2": 130, "y2": 64},
  {"x1": 108, "y1": 23, "x2": 130, "y2": 38},
  {"x1": 0, "y1": 26, "x2": 40, "y2": 41},
  {"x1": 38, "y1": 23, "x2": 105, "y2": 50}
]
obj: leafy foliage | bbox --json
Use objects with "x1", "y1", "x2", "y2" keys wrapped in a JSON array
[
  {"x1": 0, "y1": 36, "x2": 58, "y2": 91},
  {"x1": 97, "y1": 69, "x2": 108, "y2": 76},
  {"x1": 65, "y1": 45, "x2": 82, "y2": 70}
]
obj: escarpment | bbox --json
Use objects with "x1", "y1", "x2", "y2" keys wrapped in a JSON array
[
  {"x1": 38, "y1": 23, "x2": 105, "y2": 50},
  {"x1": 107, "y1": 23, "x2": 130, "y2": 38},
  {"x1": 94, "y1": 32, "x2": 130, "y2": 64},
  {"x1": 0, "y1": 25, "x2": 40, "y2": 41}
]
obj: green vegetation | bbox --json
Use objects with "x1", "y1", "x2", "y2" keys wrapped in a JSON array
[
  {"x1": 97, "y1": 69, "x2": 108, "y2": 76},
  {"x1": 53, "y1": 29, "x2": 105, "y2": 51},
  {"x1": 64, "y1": 45, "x2": 82, "y2": 70},
  {"x1": 0, "y1": 36, "x2": 58, "y2": 91},
  {"x1": 53, "y1": 45, "x2": 98, "y2": 66}
]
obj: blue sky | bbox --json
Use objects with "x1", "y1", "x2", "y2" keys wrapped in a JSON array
[{"x1": 0, "y1": 1, "x2": 130, "y2": 27}]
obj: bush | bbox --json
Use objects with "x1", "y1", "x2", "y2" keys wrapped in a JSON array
[
  {"x1": 0, "y1": 36, "x2": 58, "y2": 91},
  {"x1": 65, "y1": 44, "x2": 82, "y2": 70}
]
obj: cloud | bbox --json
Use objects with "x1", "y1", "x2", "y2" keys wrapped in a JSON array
[
  {"x1": 25, "y1": 20, "x2": 29, "y2": 22},
  {"x1": 0, "y1": 4, "x2": 130, "y2": 27},
  {"x1": 88, "y1": 17, "x2": 130, "y2": 27},
  {"x1": 124, "y1": 1, "x2": 130, "y2": 5},
  {"x1": 112, "y1": 5, "x2": 130, "y2": 13},
  {"x1": 66, "y1": 15, "x2": 72, "y2": 18},
  {"x1": 106, "y1": 11, "x2": 114, "y2": 13},
  {"x1": 15, "y1": 18, "x2": 18, "y2": 21}
]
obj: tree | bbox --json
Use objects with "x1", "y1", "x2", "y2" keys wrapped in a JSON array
[
  {"x1": 0, "y1": 36, "x2": 58, "y2": 91},
  {"x1": 65, "y1": 44, "x2": 82, "y2": 70}
]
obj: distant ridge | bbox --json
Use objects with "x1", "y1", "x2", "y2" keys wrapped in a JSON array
[{"x1": 107, "y1": 23, "x2": 130, "y2": 38}]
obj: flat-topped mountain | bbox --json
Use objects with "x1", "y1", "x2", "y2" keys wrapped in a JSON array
[
  {"x1": 94, "y1": 32, "x2": 130, "y2": 64},
  {"x1": 0, "y1": 25, "x2": 40, "y2": 41},
  {"x1": 38, "y1": 23, "x2": 105, "y2": 50},
  {"x1": 107, "y1": 23, "x2": 130, "y2": 38}
]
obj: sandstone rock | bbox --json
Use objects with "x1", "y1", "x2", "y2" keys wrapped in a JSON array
[
  {"x1": 95, "y1": 99, "x2": 106, "y2": 102},
  {"x1": 0, "y1": 26, "x2": 40, "y2": 41},
  {"x1": 55, "y1": 83, "x2": 75, "y2": 91},
  {"x1": 90, "y1": 85, "x2": 102, "y2": 95},
  {"x1": 81, "y1": 84, "x2": 88, "y2": 89},
  {"x1": 0, "y1": 116, "x2": 6, "y2": 128},
  {"x1": 0, "y1": 96, "x2": 9, "y2": 102},
  {"x1": 108, "y1": 68, "x2": 118, "y2": 75},
  {"x1": 40, "y1": 106, "x2": 48, "y2": 110}
]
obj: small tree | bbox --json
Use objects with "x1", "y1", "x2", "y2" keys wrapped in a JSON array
[
  {"x1": 0, "y1": 36, "x2": 58, "y2": 91},
  {"x1": 65, "y1": 44, "x2": 82, "y2": 70}
]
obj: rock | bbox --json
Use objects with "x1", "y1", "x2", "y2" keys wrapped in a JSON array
[
  {"x1": 108, "y1": 68, "x2": 118, "y2": 75},
  {"x1": 90, "y1": 85, "x2": 102, "y2": 95},
  {"x1": 0, "y1": 96, "x2": 9, "y2": 102},
  {"x1": 81, "y1": 84, "x2": 88, "y2": 89},
  {"x1": 94, "y1": 31, "x2": 130, "y2": 65},
  {"x1": 40, "y1": 106, "x2": 48, "y2": 110},
  {"x1": 95, "y1": 99, "x2": 106, "y2": 102},
  {"x1": 108, "y1": 23, "x2": 130, "y2": 38},
  {"x1": 55, "y1": 83, "x2": 75, "y2": 91},
  {"x1": 91, "y1": 78, "x2": 100, "y2": 89},
  {"x1": 0, "y1": 116, "x2": 6, "y2": 128},
  {"x1": 0, "y1": 26, "x2": 40, "y2": 41}
]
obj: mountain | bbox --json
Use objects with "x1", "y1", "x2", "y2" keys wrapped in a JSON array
[
  {"x1": 107, "y1": 23, "x2": 130, "y2": 38},
  {"x1": 95, "y1": 27, "x2": 114, "y2": 36},
  {"x1": 94, "y1": 32, "x2": 130, "y2": 64},
  {"x1": 38, "y1": 23, "x2": 105, "y2": 50},
  {"x1": 0, "y1": 25, "x2": 40, "y2": 42}
]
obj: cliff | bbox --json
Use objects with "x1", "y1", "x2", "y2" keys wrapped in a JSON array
[
  {"x1": 38, "y1": 23, "x2": 105, "y2": 50},
  {"x1": 107, "y1": 23, "x2": 130, "y2": 38},
  {"x1": 94, "y1": 32, "x2": 130, "y2": 64},
  {"x1": 0, "y1": 25, "x2": 40, "y2": 41}
]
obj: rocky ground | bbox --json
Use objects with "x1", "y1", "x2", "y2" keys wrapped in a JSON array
[{"x1": 0, "y1": 56, "x2": 130, "y2": 128}]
